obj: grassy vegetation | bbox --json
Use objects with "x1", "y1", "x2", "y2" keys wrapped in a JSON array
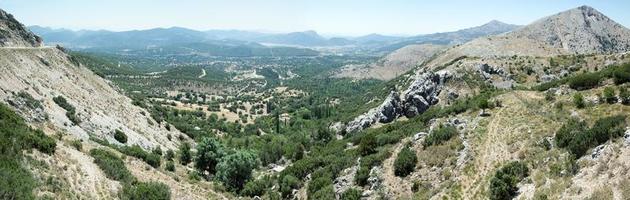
[{"x1": 0, "y1": 103, "x2": 56, "y2": 199}]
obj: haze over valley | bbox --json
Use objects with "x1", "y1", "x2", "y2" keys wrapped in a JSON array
[{"x1": 1, "y1": 1, "x2": 630, "y2": 200}]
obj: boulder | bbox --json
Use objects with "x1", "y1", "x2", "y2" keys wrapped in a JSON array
[{"x1": 345, "y1": 70, "x2": 450, "y2": 133}]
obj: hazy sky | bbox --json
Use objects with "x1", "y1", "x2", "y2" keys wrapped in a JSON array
[{"x1": 1, "y1": 0, "x2": 629, "y2": 36}]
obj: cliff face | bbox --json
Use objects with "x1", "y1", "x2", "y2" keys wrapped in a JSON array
[{"x1": 0, "y1": 8, "x2": 42, "y2": 47}]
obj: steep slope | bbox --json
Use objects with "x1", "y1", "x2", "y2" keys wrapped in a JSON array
[
  {"x1": 427, "y1": 6, "x2": 630, "y2": 68},
  {"x1": 512, "y1": 5, "x2": 630, "y2": 54},
  {"x1": 0, "y1": 9, "x2": 42, "y2": 47},
  {"x1": 0, "y1": 47, "x2": 183, "y2": 150}
]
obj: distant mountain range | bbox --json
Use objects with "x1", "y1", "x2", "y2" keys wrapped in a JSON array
[
  {"x1": 378, "y1": 20, "x2": 522, "y2": 52},
  {"x1": 29, "y1": 20, "x2": 521, "y2": 53}
]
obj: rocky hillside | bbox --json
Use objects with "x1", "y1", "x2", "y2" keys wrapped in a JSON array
[
  {"x1": 513, "y1": 5, "x2": 630, "y2": 54},
  {"x1": 330, "y1": 5, "x2": 630, "y2": 200},
  {"x1": 0, "y1": 9, "x2": 232, "y2": 199},
  {"x1": 0, "y1": 47, "x2": 182, "y2": 150},
  {"x1": 334, "y1": 44, "x2": 447, "y2": 80},
  {"x1": 0, "y1": 9, "x2": 41, "y2": 47},
  {"x1": 427, "y1": 6, "x2": 630, "y2": 67}
]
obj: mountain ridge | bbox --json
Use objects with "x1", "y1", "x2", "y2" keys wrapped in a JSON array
[{"x1": 0, "y1": 9, "x2": 42, "y2": 47}]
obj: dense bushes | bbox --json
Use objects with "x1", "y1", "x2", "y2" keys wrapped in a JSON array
[
  {"x1": 489, "y1": 161, "x2": 529, "y2": 200},
  {"x1": 119, "y1": 145, "x2": 162, "y2": 168},
  {"x1": 279, "y1": 175, "x2": 300, "y2": 197},
  {"x1": 568, "y1": 73, "x2": 600, "y2": 90},
  {"x1": 53, "y1": 95, "x2": 81, "y2": 124},
  {"x1": 393, "y1": 145, "x2": 417, "y2": 177},
  {"x1": 0, "y1": 103, "x2": 56, "y2": 199},
  {"x1": 555, "y1": 115, "x2": 626, "y2": 158},
  {"x1": 194, "y1": 137, "x2": 225, "y2": 174},
  {"x1": 119, "y1": 181, "x2": 171, "y2": 200},
  {"x1": 341, "y1": 188, "x2": 362, "y2": 200},
  {"x1": 164, "y1": 161, "x2": 175, "y2": 172},
  {"x1": 423, "y1": 125, "x2": 458, "y2": 147},
  {"x1": 241, "y1": 175, "x2": 273, "y2": 197},
  {"x1": 215, "y1": 150, "x2": 258, "y2": 191},
  {"x1": 358, "y1": 133, "x2": 377, "y2": 156},
  {"x1": 90, "y1": 148, "x2": 135, "y2": 183},
  {"x1": 178, "y1": 142, "x2": 192, "y2": 165},
  {"x1": 535, "y1": 63, "x2": 630, "y2": 91},
  {"x1": 612, "y1": 63, "x2": 630, "y2": 84},
  {"x1": 308, "y1": 173, "x2": 334, "y2": 200},
  {"x1": 114, "y1": 129, "x2": 128, "y2": 143}
]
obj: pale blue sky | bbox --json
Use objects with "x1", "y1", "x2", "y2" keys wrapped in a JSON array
[{"x1": 1, "y1": 0, "x2": 629, "y2": 36}]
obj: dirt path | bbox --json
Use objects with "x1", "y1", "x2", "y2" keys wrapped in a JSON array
[
  {"x1": 198, "y1": 69, "x2": 206, "y2": 78},
  {"x1": 459, "y1": 91, "x2": 542, "y2": 199},
  {"x1": 380, "y1": 138, "x2": 413, "y2": 198}
]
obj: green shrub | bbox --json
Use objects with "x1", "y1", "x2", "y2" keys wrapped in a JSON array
[
  {"x1": 573, "y1": 93, "x2": 585, "y2": 109},
  {"x1": 555, "y1": 115, "x2": 626, "y2": 158},
  {"x1": 164, "y1": 161, "x2": 175, "y2": 172},
  {"x1": 215, "y1": 150, "x2": 258, "y2": 191},
  {"x1": 178, "y1": 142, "x2": 192, "y2": 165},
  {"x1": 554, "y1": 119, "x2": 587, "y2": 149},
  {"x1": 603, "y1": 87, "x2": 617, "y2": 104},
  {"x1": 279, "y1": 175, "x2": 300, "y2": 197},
  {"x1": 241, "y1": 175, "x2": 272, "y2": 197},
  {"x1": 114, "y1": 129, "x2": 128, "y2": 143},
  {"x1": 16, "y1": 91, "x2": 43, "y2": 109},
  {"x1": 24, "y1": 129, "x2": 56, "y2": 154},
  {"x1": 119, "y1": 145, "x2": 161, "y2": 168},
  {"x1": 612, "y1": 64, "x2": 630, "y2": 84},
  {"x1": 194, "y1": 137, "x2": 225, "y2": 174},
  {"x1": 394, "y1": 145, "x2": 417, "y2": 177},
  {"x1": 0, "y1": 102, "x2": 46, "y2": 200},
  {"x1": 308, "y1": 175, "x2": 333, "y2": 200},
  {"x1": 489, "y1": 161, "x2": 529, "y2": 200},
  {"x1": 568, "y1": 73, "x2": 600, "y2": 90},
  {"x1": 341, "y1": 188, "x2": 362, "y2": 200},
  {"x1": 358, "y1": 133, "x2": 377, "y2": 156},
  {"x1": 423, "y1": 125, "x2": 458, "y2": 147},
  {"x1": 164, "y1": 150, "x2": 175, "y2": 161},
  {"x1": 53, "y1": 96, "x2": 81, "y2": 124},
  {"x1": 90, "y1": 148, "x2": 135, "y2": 183},
  {"x1": 52, "y1": 96, "x2": 75, "y2": 113},
  {"x1": 120, "y1": 182, "x2": 171, "y2": 200},
  {"x1": 310, "y1": 185, "x2": 335, "y2": 200}
]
